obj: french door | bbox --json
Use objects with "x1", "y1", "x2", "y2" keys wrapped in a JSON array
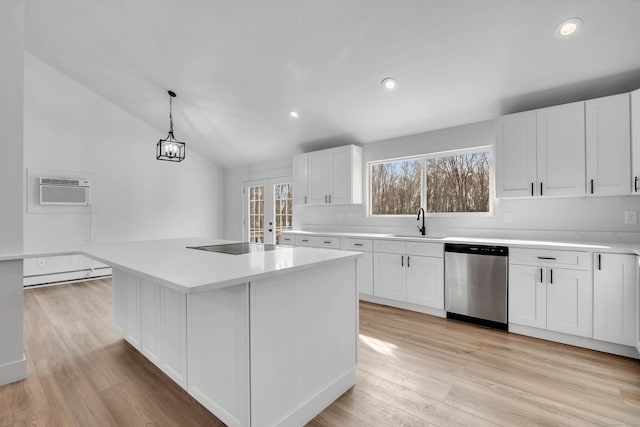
[{"x1": 244, "y1": 178, "x2": 293, "y2": 245}]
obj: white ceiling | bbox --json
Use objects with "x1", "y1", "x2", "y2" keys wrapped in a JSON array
[{"x1": 25, "y1": 0, "x2": 640, "y2": 168}]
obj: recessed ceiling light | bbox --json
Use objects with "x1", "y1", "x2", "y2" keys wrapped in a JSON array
[
  {"x1": 381, "y1": 77, "x2": 398, "y2": 91},
  {"x1": 555, "y1": 18, "x2": 583, "y2": 38},
  {"x1": 289, "y1": 111, "x2": 299, "y2": 119}
]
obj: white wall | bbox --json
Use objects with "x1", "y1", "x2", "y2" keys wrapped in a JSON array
[
  {"x1": 0, "y1": 0, "x2": 26, "y2": 386},
  {"x1": 23, "y1": 53, "x2": 224, "y2": 266},
  {"x1": 301, "y1": 120, "x2": 640, "y2": 242},
  {"x1": 223, "y1": 158, "x2": 296, "y2": 241}
]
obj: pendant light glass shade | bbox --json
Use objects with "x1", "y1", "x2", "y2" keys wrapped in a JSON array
[{"x1": 157, "y1": 90, "x2": 186, "y2": 162}]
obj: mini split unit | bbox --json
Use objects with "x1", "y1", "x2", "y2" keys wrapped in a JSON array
[{"x1": 39, "y1": 177, "x2": 91, "y2": 205}]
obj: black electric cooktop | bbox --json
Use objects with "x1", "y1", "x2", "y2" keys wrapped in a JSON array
[{"x1": 187, "y1": 242, "x2": 277, "y2": 255}]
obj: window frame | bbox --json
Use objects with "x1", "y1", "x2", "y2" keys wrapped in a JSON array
[{"x1": 367, "y1": 145, "x2": 494, "y2": 218}]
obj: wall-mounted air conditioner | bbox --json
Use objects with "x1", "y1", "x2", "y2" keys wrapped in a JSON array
[{"x1": 39, "y1": 177, "x2": 91, "y2": 205}]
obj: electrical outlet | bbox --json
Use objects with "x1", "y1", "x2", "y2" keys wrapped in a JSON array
[
  {"x1": 37, "y1": 258, "x2": 46, "y2": 268},
  {"x1": 503, "y1": 212, "x2": 513, "y2": 224},
  {"x1": 624, "y1": 211, "x2": 638, "y2": 225}
]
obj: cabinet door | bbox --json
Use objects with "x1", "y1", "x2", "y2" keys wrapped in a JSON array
[
  {"x1": 161, "y1": 286, "x2": 188, "y2": 388},
  {"x1": 593, "y1": 253, "x2": 637, "y2": 346},
  {"x1": 495, "y1": 111, "x2": 537, "y2": 197},
  {"x1": 122, "y1": 272, "x2": 141, "y2": 349},
  {"x1": 293, "y1": 153, "x2": 308, "y2": 204},
  {"x1": 140, "y1": 280, "x2": 161, "y2": 364},
  {"x1": 406, "y1": 255, "x2": 444, "y2": 309},
  {"x1": 632, "y1": 89, "x2": 640, "y2": 194},
  {"x1": 537, "y1": 102, "x2": 586, "y2": 196},
  {"x1": 586, "y1": 94, "x2": 631, "y2": 196},
  {"x1": 508, "y1": 264, "x2": 546, "y2": 329},
  {"x1": 307, "y1": 150, "x2": 331, "y2": 204},
  {"x1": 546, "y1": 268, "x2": 592, "y2": 338},
  {"x1": 373, "y1": 252, "x2": 406, "y2": 301},
  {"x1": 111, "y1": 270, "x2": 124, "y2": 334},
  {"x1": 357, "y1": 252, "x2": 374, "y2": 295},
  {"x1": 329, "y1": 146, "x2": 352, "y2": 204}
]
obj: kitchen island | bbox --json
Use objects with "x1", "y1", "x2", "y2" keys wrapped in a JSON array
[{"x1": 81, "y1": 238, "x2": 361, "y2": 427}]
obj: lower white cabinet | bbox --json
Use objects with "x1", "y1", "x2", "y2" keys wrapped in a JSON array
[
  {"x1": 112, "y1": 270, "x2": 188, "y2": 388},
  {"x1": 509, "y1": 249, "x2": 593, "y2": 338},
  {"x1": 593, "y1": 253, "x2": 637, "y2": 346},
  {"x1": 373, "y1": 241, "x2": 444, "y2": 310},
  {"x1": 356, "y1": 252, "x2": 374, "y2": 295}
]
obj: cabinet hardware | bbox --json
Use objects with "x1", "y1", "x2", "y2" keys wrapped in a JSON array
[
  {"x1": 537, "y1": 256, "x2": 556, "y2": 260},
  {"x1": 304, "y1": 196, "x2": 307, "y2": 204},
  {"x1": 598, "y1": 254, "x2": 601, "y2": 270},
  {"x1": 590, "y1": 179, "x2": 594, "y2": 194},
  {"x1": 531, "y1": 182, "x2": 534, "y2": 196},
  {"x1": 353, "y1": 243, "x2": 364, "y2": 247},
  {"x1": 323, "y1": 241, "x2": 331, "y2": 244},
  {"x1": 324, "y1": 195, "x2": 327, "y2": 203},
  {"x1": 329, "y1": 194, "x2": 332, "y2": 203},
  {"x1": 301, "y1": 239, "x2": 309, "y2": 242},
  {"x1": 540, "y1": 268, "x2": 543, "y2": 283},
  {"x1": 549, "y1": 269, "x2": 553, "y2": 284},
  {"x1": 540, "y1": 182, "x2": 543, "y2": 196},
  {"x1": 635, "y1": 176, "x2": 639, "y2": 192},
  {"x1": 407, "y1": 256, "x2": 410, "y2": 268},
  {"x1": 401, "y1": 256, "x2": 404, "y2": 267}
]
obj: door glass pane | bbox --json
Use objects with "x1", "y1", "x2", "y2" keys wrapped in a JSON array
[
  {"x1": 274, "y1": 183, "x2": 293, "y2": 244},
  {"x1": 248, "y1": 185, "x2": 264, "y2": 243}
]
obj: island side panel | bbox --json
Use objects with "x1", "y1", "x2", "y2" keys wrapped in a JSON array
[
  {"x1": 249, "y1": 258, "x2": 358, "y2": 427},
  {"x1": 187, "y1": 283, "x2": 251, "y2": 427}
]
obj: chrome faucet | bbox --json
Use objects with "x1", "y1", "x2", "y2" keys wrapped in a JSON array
[{"x1": 417, "y1": 208, "x2": 426, "y2": 236}]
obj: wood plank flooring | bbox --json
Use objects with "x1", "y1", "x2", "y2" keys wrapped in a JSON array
[{"x1": 1, "y1": 279, "x2": 639, "y2": 426}]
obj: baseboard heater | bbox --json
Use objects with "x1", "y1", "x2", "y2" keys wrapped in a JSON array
[{"x1": 23, "y1": 267, "x2": 112, "y2": 287}]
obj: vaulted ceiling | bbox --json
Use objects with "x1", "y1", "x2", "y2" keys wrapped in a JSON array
[{"x1": 25, "y1": 0, "x2": 640, "y2": 168}]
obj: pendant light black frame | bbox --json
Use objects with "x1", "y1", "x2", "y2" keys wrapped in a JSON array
[{"x1": 157, "y1": 90, "x2": 186, "y2": 162}]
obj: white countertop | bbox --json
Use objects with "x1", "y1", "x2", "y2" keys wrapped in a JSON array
[
  {"x1": 0, "y1": 238, "x2": 362, "y2": 294},
  {"x1": 282, "y1": 230, "x2": 640, "y2": 255}
]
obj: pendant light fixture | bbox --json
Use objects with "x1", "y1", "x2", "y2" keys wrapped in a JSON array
[{"x1": 156, "y1": 90, "x2": 186, "y2": 162}]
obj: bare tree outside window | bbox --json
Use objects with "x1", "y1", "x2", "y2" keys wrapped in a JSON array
[
  {"x1": 370, "y1": 159, "x2": 422, "y2": 215},
  {"x1": 426, "y1": 152, "x2": 490, "y2": 213}
]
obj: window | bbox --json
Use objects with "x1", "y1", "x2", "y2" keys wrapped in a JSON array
[{"x1": 369, "y1": 148, "x2": 491, "y2": 216}]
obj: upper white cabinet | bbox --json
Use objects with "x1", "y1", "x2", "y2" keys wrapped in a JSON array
[
  {"x1": 536, "y1": 101, "x2": 586, "y2": 197},
  {"x1": 632, "y1": 89, "x2": 640, "y2": 194},
  {"x1": 593, "y1": 253, "x2": 637, "y2": 346},
  {"x1": 292, "y1": 153, "x2": 308, "y2": 205},
  {"x1": 301, "y1": 145, "x2": 363, "y2": 205},
  {"x1": 496, "y1": 91, "x2": 637, "y2": 198},
  {"x1": 495, "y1": 111, "x2": 537, "y2": 197},
  {"x1": 586, "y1": 94, "x2": 631, "y2": 196}
]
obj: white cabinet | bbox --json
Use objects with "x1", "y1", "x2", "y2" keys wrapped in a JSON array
[
  {"x1": 112, "y1": 270, "x2": 188, "y2": 389},
  {"x1": 305, "y1": 145, "x2": 362, "y2": 205},
  {"x1": 509, "y1": 248, "x2": 592, "y2": 338},
  {"x1": 342, "y1": 238, "x2": 374, "y2": 295},
  {"x1": 495, "y1": 102, "x2": 586, "y2": 198},
  {"x1": 373, "y1": 240, "x2": 444, "y2": 310},
  {"x1": 536, "y1": 102, "x2": 586, "y2": 197},
  {"x1": 632, "y1": 89, "x2": 640, "y2": 194},
  {"x1": 293, "y1": 153, "x2": 308, "y2": 204},
  {"x1": 593, "y1": 253, "x2": 637, "y2": 346},
  {"x1": 586, "y1": 93, "x2": 631, "y2": 196},
  {"x1": 495, "y1": 111, "x2": 537, "y2": 197}
]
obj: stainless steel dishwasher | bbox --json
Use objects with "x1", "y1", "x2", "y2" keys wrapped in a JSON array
[{"x1": 444, "y1": 243, "x2": 508, "y2": 330}]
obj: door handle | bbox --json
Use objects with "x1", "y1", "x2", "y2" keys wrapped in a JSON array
[
  {"x1": 537, "y1": 256, "x2": 556, "y2": 260},
  {"x1": 531, "y1": 182, "x2": 534, "y2": 196},
  {"x1": 549, "y1": 269, "x2": 553, "y2": 284},
  {"x1": 635, "y1": 176, "x2": 639, "y2": 192},
  {"x1": 353, "y1": 243, "x2": 364, "y2": 247},
  {"x1": 329, "y1": 194, "x2": 332, "y2": 203},
  {"x1": 540, "y1": 268, "x2": 543, "y2": 283},
  {"x1": 407, "y1": 256, "x2": 410, "y2": 268},
  {"x1": 324, "y1": 195, "x2": 327, "y2": 203},
  {"x1": 540, "y1": 182, "x2": 543, "y2": 196},
  {"x1": 590, "y1": 179, "x2": 594, "y2": 194},
  {"x1": 401, "y1": 256, "x2": 404, "y2": 267},
  {"x1": 598, "y1": 254, "x2": 601, "y2": 270},
  {"x1": 304, "y1": 196, "x2": 307, "y2": 204}
]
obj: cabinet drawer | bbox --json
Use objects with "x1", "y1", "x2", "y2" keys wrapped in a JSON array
[
  {"x1": 280, "y1": 235, "x2": 295, "y2": 245},
  {"x1": 406, "y1": 242, "x2": 443, "y2": 258},
  {"x1": 295, "y1": 236, "x2": 318, "y2": 247},
  {"x1": 341, "y1": 238, "x2": 373, "y2": 252},
  {"x1": 374, "y1": 240, "x2": 406, "y2": 254},
  {"x1": 316, "y1": 236, "x2": 341, "y2": 249},
  {"x1": 510, "y1": 248, "x2": 590, "y2": 270}
]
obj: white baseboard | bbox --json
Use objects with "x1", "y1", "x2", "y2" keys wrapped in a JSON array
[
  {"x1": 24, "y1": 267, "x2": 112, "y2": 287},
  {"x1": 359, "y1": 294, "x2": 446, "y2": 318},
  {"x1": 0, "y1": 354, "x2": 27, "y2": 386}
]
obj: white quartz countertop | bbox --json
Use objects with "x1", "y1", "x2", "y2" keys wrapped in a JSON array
[
  {"x1": 281, "y1": 230, "x2": 640, "y2": 255},
  {"x1": 0, "y1": 238, "x2": 362, "y2": 294}
]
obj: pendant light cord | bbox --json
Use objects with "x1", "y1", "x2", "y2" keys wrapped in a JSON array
[{"x1": 169, "y1": 95, "x2": 174, "y2": 135}]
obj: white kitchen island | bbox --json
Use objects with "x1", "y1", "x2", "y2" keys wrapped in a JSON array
[{"x1": 82, "y1": 238, "x2": 361, "y2": 427}]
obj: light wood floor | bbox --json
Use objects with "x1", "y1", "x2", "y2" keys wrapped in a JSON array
[{"x1": 1, "y1": 280, "x2": 639, "y2": 426}]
